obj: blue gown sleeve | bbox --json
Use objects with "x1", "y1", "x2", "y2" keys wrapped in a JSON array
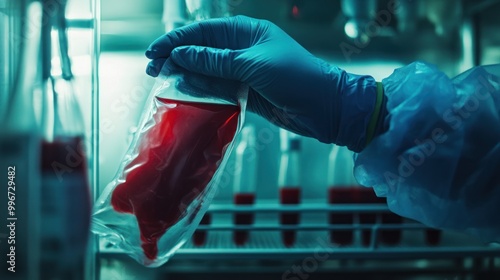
[{"x1": 353, "y1": 61, "x2": 500, "y2": 242}]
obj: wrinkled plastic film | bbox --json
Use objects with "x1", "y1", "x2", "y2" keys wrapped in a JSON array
[
  {"x1": 92, "y1": 60, "x2": 248, "y2": 267},
  {"x1": 354, "y1": 62, "x2": 500, "y2": 243}
]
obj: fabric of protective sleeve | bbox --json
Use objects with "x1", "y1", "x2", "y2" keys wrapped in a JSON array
[{"x1": 354, "y1": 61, "x2": 500, "y2": 242}]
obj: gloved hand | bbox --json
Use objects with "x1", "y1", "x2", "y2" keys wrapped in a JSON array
[{"x1": 146, "y1": 15, "x2": 379, "y2": 152}]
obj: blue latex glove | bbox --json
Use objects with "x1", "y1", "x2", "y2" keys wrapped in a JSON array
[{"x1": 146, "y1": 16, "x2": 380, "y2": 152}]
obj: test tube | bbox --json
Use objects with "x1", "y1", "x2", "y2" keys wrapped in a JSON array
[
  {"x1": 327, "y1": 145, "x2": 356, "y2": 246},
  {"x1": 426, "y1": 229, "x2": 442, "y2": 246},
  {"x1": 278, "y1": 130, "x2": 301, "y2": 247},
  {"x1": 379, "y1": 197, "x2": 403, "y2": 245},
  {"x1": 233, "y1": 126, "x2": 257, "y2": 245},
  {"x1": 358, "y1": 187, "x2": 381, "y2": 247},
  {"x1": 192, "y1": 213, "x2": 211, "y2": 246}
]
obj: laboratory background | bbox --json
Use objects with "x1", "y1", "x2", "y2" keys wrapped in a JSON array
[{"x1": 1, "y1": 0, "x2": 500, "y2": 279}]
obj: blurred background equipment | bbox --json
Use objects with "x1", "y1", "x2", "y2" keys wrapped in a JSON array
[
  {"x1": 2, "y1": 0, "x2": 500, "y2": 279},
  {"x1": 1, "y1": 2, "x2": 43, "y2": 280},
  {"x1": 1, "y1": 0, "x2": 98, "y2": 279},
  {"x1": 162, "y1": 0, "x2": 188, "y2": 32}
]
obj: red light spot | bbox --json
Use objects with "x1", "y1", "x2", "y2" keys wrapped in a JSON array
[{"x1": 292, "y1": 5, "x2": 300, "y2": 18}]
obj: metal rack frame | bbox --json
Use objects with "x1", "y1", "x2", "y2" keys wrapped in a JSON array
[
  {"x1": 97, "y1": 203, "x2": 500, "y2": 278},
  {"x1": 99, "y1": 203, "x2": 500, "y2": 261}
]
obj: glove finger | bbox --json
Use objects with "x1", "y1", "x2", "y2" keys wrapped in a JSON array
[
  {"x1": 146, "y1": 58, "x2": 167, "y2": 77},
  {"x1": 145, "y1": 16, "x2": 255, "y2": 60},
  {"x1": 170, "y1": 45, "x2": 242, "y2": 81}
]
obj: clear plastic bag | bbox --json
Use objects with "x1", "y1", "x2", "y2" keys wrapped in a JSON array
[{"x1": 92, "y1": 59, "x2": 247, "y2": 267}]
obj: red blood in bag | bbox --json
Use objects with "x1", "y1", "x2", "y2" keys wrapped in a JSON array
[
  {"x1": 280, "y1": 187, "x2": 300, "y2": 247},
  {"x1": 328, "y1": 186, "x2": 355, "y2": 246},
  {"x1": 111, "y1": 97, "x2": 239, "y2": 260},
  {"x1": 233, "y1": 193, "x2": 255, "y2": 245}
]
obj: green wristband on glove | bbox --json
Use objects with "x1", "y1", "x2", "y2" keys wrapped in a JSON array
[{"x1": 365, "y1": 82, "x2": 384, "y2": 147}]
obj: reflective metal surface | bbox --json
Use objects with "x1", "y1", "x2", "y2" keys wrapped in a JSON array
[{"x1": 0, "y1": 0, "x2": 27, "y2": 120}]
